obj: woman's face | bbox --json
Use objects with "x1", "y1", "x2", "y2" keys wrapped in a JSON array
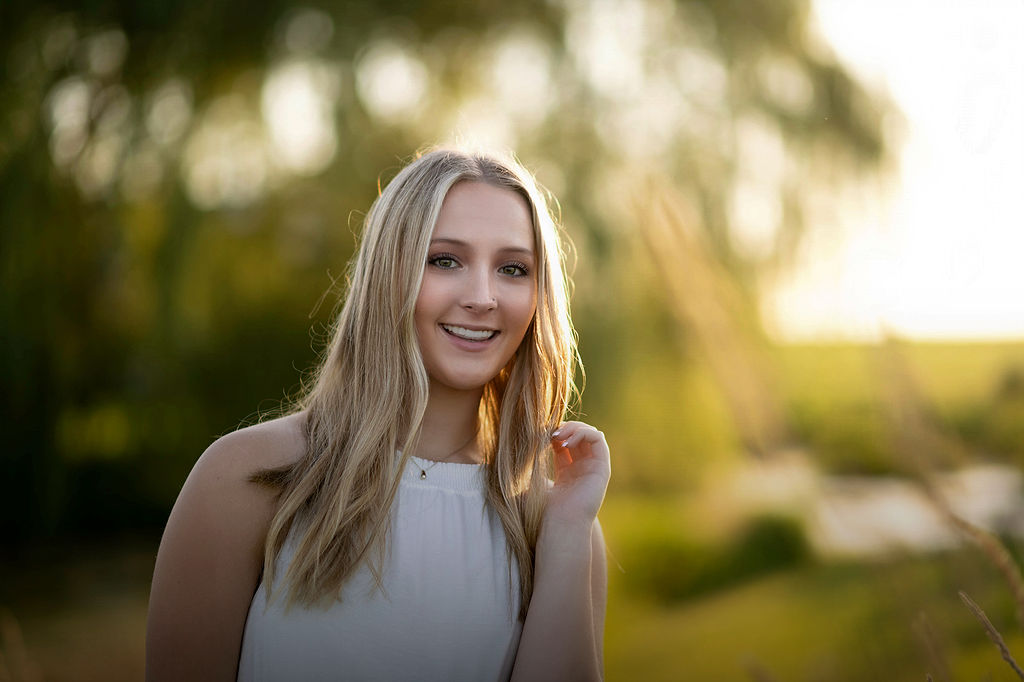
[{"x1": 414, "y1": 180, "x2": 538, "y2": 393}]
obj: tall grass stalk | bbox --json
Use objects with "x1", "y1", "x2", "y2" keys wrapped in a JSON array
[
  {"x1": 878, "y1": 341, "x2": 1024, "y2": 631},
  {"x1": 958, "y1": 591, "x2": 1024, "y2": 681}
]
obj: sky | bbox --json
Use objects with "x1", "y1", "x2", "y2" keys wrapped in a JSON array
[{"x1": 766, "y1": 0, "x2": 1024, "y2": 342}]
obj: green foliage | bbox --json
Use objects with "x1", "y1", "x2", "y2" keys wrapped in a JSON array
[
  {"x1": 0, "y1": 0, "x2": 893, "y2": 544},
  {"x1": 789, "y1": 401, "x2": 896, "y2": 475},
  {"x1": 596, "y1": 353, "x2": 740, "y2": 494},
  {"x1": 605, "y1": 554, "x2": 1024, "y2": 682},
  {"x1": 721, "y1": 514, "x2": 811, "y2": 577},
  {"x1": 620, "y1": 513, "x2": 810, "y2": 604},
  {"x1": 621, "y1": 531, "x2": 712, "y2": 603},
  {"x1": 975, "y1": 366, "x2": 1024, "y2": 464},
  {"x1": 774, "y1": 343, "x2": 1024, "y2": 475}
]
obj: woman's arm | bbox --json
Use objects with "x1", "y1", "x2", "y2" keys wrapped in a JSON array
[
  {"x1": 511, "y1": 422, "x2": 611, "y2": 682},
  {"x1": 146, "y1": 418, "x2": 301, "y2": 681}
]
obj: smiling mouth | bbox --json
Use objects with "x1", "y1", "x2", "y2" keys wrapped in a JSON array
[{"x1": 441, "y1": 324, "x2": 499, "y2": 341}]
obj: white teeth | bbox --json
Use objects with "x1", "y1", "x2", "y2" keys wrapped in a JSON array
[{"x1": 442, "y1": 324, "x2": 497, "y2": 341}]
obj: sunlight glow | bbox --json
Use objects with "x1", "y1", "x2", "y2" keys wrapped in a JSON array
[
  {"x1": 673, "y1": 45, "x2": 727, "y2": 110},
  {"x1": 729, "y1": 113, "x2": 787, "y2": 261},
  {"x1": 182, "y1": 95, "x2": 270, "y2": 210},
  {"x1": 75, "y1": 130, "x2": 125, "y2": 198},
  {"x1": 355, "y1": 41, "x2": 427, "y2": 123},
  {"x1": 756, "y1": 52, "x2": 815, "y2": 116},
  {"x1": 769, "y1": 1, "x2": 1024, "y2": 341},
  {"x1": 261, "y1": 59, "x2": 340, "y2": 175},
  {"x1": 566, "y1": 0, "x2": 648, "y2": 99},
  {"x1": 446, "y1": 98, "x2": 515, "y2": 151},
  {"x1": 487, "y1": 30, "x2": 553, "y2": 130},
  {"x1": 446, "y1": 29, "x2": 555, "y2": 148},
  {"x1": 46, "y1": 76, "x2": 91, "y2": 167},
  {"x1": 146, "y1": 79, "x2": 193, "y2": 147}
]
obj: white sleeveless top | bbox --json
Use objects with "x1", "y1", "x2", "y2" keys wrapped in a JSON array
[{"x1": 237, "y1": 456, "x2": 523, "y2": 682}]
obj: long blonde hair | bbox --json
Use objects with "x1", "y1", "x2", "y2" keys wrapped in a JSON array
[{"x1": 254, "y1": 147, "x2": 579, "y2": 620}]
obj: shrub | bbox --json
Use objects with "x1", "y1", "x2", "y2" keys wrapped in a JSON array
[{"x1": 621, "y1": 513, "x2": 811, "y2": 604}]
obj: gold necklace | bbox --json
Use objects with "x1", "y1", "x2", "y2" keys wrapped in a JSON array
[
  {"x1": 416, "y1": 457, "x2": 442, "y2": 480},
  {"x1": 415, "y1": 430, "x2": 479, "y2": 480}
]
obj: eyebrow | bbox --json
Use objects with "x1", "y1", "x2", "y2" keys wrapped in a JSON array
[{"x1": 429, "y1": 237, "x2": 534, "y2": 257}]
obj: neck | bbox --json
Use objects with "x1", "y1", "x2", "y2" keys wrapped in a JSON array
[{"x1": 413, "y1": 381, "x2": 485, "y2": 464}]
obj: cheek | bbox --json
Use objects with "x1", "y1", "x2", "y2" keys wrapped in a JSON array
[
  {"x1": 414, "y1": 277, "x2": 442, "y2": 320},
  {"x1": 510, "y1": 290, "x2": 537, "y2": 336}
]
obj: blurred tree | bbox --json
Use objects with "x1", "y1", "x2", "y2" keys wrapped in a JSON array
[{"x1": 0, "y1": 0, "x2": 892, "y2": 542}]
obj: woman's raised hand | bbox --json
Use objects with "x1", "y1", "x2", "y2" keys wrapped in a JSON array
[{"x1": 547, "y1": 421, "x2": 611, "y2": 526}]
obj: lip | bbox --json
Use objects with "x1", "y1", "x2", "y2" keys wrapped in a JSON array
[
  {"x1": 440, "y1": 322, "x2": 498, "y2": 332},
  {"x1": 439, "y1": 323, "x2": 501, "y2": 351}
]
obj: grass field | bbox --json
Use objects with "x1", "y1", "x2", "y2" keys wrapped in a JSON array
[
  {"x1": 771, "y1": 340, "x2": 1024, "y2": 415},
  {"x1": 3, "y1": 527, "x2": 1023, "y2": 681},
  {"x1": 605, "y1": 558, "x2": 1024, "y2": 681},
  {"x1": 593, "y1": 340, "x2": 1024, "y2": 492},
  {"x1": 769, "y1": 341, "x2": 1024, "y2": 474},
  {"x1": 4, "y1": 342, "x2": 1023, "y2": 680},
  {"x1": 0, "y1": 541, "x2": 154, "y2": 682}
]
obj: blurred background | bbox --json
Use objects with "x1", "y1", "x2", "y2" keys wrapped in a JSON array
[{"x1": 2, "y1": 0, "x2": 1023, "y2": 679}]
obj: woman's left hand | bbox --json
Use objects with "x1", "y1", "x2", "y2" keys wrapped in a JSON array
[{"x1": 547, "y1": 421, "x2": 611, "y2": 526}]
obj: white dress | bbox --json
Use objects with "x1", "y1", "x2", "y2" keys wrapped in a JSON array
[{"x1": 237, "y1": 455, "x2": 523, "y2": 681}]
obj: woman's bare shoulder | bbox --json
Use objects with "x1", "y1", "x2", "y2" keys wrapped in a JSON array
[
  {"x1": 166, "y1": 412, "x2": 308, "y2": 543},
  {"x1": 165, "y1": 411, "x2": 308, "y2": 548},
  {"x1": 147, "y1": 412, "x2": 307, "y2": 680},
  {"x1": 195, "y1": 411, "x2": 308, "y2": 482}
]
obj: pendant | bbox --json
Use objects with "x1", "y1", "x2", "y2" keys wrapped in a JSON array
[{"x1": 420, "y1": 469, "x2": 427, "y2": 480}]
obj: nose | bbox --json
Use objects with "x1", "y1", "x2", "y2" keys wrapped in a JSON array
[{"x1": 461, "y1": 268, "x2": 497, "y2": 312}]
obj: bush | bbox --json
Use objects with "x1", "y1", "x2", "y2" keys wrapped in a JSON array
[
  {"x1": 715, "y1": 514, "x2": 811, "y2": 586},
  {"x1": 621, "y1": 513, "x2": 811, "y2": 604},
  {"x1": 789, "y1": 401, "x2": 898, "y2": 475}
]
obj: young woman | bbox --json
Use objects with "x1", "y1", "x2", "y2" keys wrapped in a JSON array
[{"x1": 146, "y1": 148, "x2": 610, "y2": 681}]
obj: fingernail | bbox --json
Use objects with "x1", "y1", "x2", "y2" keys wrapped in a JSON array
[
  {"x1": 561, "y1": 440, "x2": 569, "y2": 448},
  {"x1": 552, "y1": 429, "x2": 561, "y2": 437}
]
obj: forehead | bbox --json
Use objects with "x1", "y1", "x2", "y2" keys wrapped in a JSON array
[{"x1": 431, "y1": 181, "x2": 535, "y2": 251}]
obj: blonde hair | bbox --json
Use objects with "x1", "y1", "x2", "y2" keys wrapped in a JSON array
[{"x1": 253, "y1": 147, "x2": 579, "y2": 620}]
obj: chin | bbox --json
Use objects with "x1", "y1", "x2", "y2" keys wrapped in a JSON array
[{"x1": 430, "y1": 373, "x2": 496, "y2": 393}]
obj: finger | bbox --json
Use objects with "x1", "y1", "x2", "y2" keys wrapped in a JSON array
[
  {"x1": 553, "y1": 446, "x2": 572, "y2": 471},
  {"x1": 550, "y1": 432, "x2": 571, "y2": 460},
  {"x1": 550, "y1": 427, "x2": 580, "y2": 469},
  {"x1": 561, "y1": 426, "x2": 604, "y2": 450},
  {"x1": 550, "y1": 423, "x2": 569, "y2": 440},
  {"x1": 550, "y1": 426, "x2": 573, "y2": 450},
  {"x1": 559, "y1": 430, "x2": 611, "y2": 477},
  {"x1": 550, "y1": 420, "x2": 593, "y2": 443}
]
